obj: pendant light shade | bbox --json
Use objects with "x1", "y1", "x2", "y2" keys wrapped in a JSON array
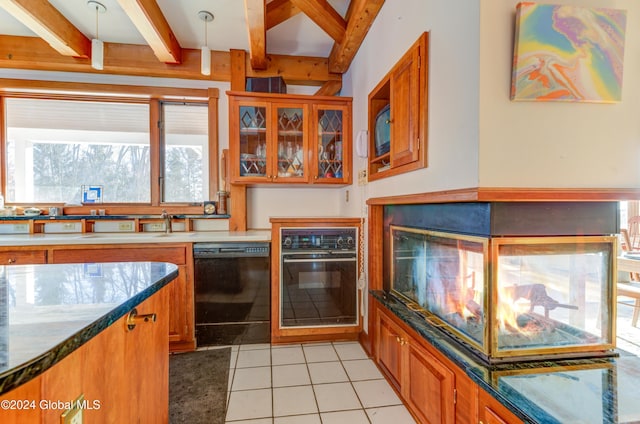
[
  {"x1": 198, "y1": 11, "x2": 214, "y2": 76},
  {"x1": 201, "y1": 45, "x2": 211, "y2": 76},
  {"x1": 92, "y1": 38, "x2": 104, "y2": 70},
  {"x1": 87, "y1": 1, "x2": 106, "y2": 71}
]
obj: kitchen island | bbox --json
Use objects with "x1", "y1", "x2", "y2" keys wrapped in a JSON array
[
  {"x1": 0, "y1": 262, "x2": 178, "y2": 423},
  {"x1": 372, "y1": 291, "x2": 640, "y2": 424}
]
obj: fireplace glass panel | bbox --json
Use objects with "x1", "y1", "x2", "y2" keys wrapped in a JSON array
[
  {"x1": 390, "y1": 226, "x2": 488, "y2": 348},
  {"x1": 493, "y1": 239, "x2": 613, "y2": 356},
  {"x1": 390, "y1": 224, "x2": 616, "y2": 363}
]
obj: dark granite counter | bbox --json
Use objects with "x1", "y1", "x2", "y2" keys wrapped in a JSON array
[
  {"x1": 0, "y1": 262, "x2": 178, "y2": 396},
  {"x1": 371, "y1": 290, "x2": 640, "y2": 424}
]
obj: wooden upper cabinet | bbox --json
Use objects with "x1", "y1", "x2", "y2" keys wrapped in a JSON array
[
  {"x1": 228, "y1": 91, "x2": 352, "y2": 185},
  {"x1": 368, "y1": 32, "x2": 428, "y2": 181}
]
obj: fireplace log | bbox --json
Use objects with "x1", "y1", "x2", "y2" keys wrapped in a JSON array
[{"x1": 511, "y1": 284, "x2": 578, "y2": 318}]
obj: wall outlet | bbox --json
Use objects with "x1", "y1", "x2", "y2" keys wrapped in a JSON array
[
  {"x1": 146, "y1": 222, "x2": 165, "y2": 231},
  {"x1": 357, "y1": 169, "x2": 367, "y2": 186},
  {"x1": 13, "y1": 224, "x2": 28, "y2": 232},
  {"x1": 118, "y1": 222, "x2": 133, "y2": 231}
]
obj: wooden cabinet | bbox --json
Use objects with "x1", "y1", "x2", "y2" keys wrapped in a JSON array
[
  {"x1": 375, "y1": 302, "x2": 455, "y2": 424},
  {"x1": 368, "y1": 32, "x2": 428, "y2": 181},
  {"x1": 0, "y1": 285, "x2": 170, "y2": 423},
  {"x1": 229, "y1": 91, "x2": 352, "y2": 185},
  {"x1": 478, "y1": 389, "x2": 523, "y2": 424},
  {"x1": 49, "y1": 244, "x2": 194, "y2": 352},
  {"x1": 0, "y1": 249, "x2": 46, "y2": 265},
  {"x1": 376, "y1": 305, "x2": 404, "y2": 389},
  {"x1": 0, "y1": 243, "x2": 194, "y2": 352}
]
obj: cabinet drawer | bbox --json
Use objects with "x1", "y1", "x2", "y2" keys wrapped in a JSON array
[
  {"x1": 0, "y1": 250, "x2": 47, "y2": 265},
  {"x1": 51, "y1": 246, "x2": 187, "y2": 265}
]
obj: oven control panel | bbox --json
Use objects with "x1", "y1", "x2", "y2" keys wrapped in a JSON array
[{"x1": 281, "y1": 227, "x2": 357, "y2": 251}]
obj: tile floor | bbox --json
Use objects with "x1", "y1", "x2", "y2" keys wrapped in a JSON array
[
  {"x1": 214, "y1": 307, "x2": 640, "y2": 424},
  {"x1": 222, "y1": 341, "x2": 417, "y2": 424}
]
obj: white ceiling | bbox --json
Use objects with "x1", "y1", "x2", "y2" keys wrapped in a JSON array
[{"x1": 0, "y1": 0, "x2": 351, "y2": 58}]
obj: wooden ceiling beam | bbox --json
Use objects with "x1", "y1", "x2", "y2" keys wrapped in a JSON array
[
  {"x1": 314, "y1": 78, "x2": 342, "y2": 96},
  {"x1": 116, "y1": 0, "x2": 182, "y2": 64},
  {"x1": 290, "y1": 0, "x2": 346, "y2": 43},
  {"x1": 244, "y1": 0, "x2": 267, "y2": 70},
  {"x1": 0, "y1": 35, "x2": 339, "y2": 86},
  {"x1": 0, "y1": 0, "x2": 90, "y2": 58},
  {"x1": 328, "y1": 0, "x2": 384, "y2": 73},
  {"x1": 266, "y1": 0, "x2": 301, "y2": 30}
]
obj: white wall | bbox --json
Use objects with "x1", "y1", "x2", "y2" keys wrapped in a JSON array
[
  {"x1": 339, "y1": 0, "x2": 481, "y2": 217},
  {"x1": 479, "y1": 0, "x2": 640, "y2": 188}
]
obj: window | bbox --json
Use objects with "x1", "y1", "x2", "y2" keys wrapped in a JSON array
[
  {"x1": 161, "y1": 103, "x2": 208, "y2": 203},
  {"x1": 1, "y1": 86, "x2": 217, "y2": 211},
  {"x1": 6, "y1": 98, "x2": 150, "y2": 203}
]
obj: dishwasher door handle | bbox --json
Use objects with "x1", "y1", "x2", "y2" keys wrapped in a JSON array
[{"x1": 282, "y1": 257, "x2": 356, "y2": 263}]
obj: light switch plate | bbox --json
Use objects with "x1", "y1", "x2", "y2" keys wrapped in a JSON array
[{"x1": 61, "y1": 394, "x2": 84, "y2": 424}]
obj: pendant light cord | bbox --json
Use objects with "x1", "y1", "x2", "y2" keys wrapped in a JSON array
[
  {"x1": 204, "y1": 17, "x2": 208, "y2": 47},
  {"x1": 95, "y1": 5, "x2": 99, "y2": 39}
]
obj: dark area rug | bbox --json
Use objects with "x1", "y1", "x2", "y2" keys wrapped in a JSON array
[{"x1": 169, "y1": 348, "x2": 231, "y2": 424}]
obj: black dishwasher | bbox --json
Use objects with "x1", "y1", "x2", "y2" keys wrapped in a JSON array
[{"x1": 193, "y1": 242, "x2": 270, "y2": 346}]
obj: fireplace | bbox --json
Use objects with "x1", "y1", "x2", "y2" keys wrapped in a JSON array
[{"x1": 383, "y1": 202, "x2": 619, "y2": 363}]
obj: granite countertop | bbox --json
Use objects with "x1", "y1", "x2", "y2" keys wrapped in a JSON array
[
  {"x1": 0, "y1": 230, "x2": 271, "y2": 246},
  {"x1": 371, "y1": 290, "x2": 640, "y2": 424},
  {"x1": 0, "y1": 262, "x2": 179, "y2": 396}
]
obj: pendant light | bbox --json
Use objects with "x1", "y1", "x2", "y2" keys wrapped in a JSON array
[
  {"x1": 198, "y1": 11, "x2": 214, "y2": 76},
  {"x1": 87, "y1": 1, "x2": 106, "y2": 70}
]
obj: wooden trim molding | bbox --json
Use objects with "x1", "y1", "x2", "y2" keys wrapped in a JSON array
[
  {"x1": 367, "y1": 187, "x2": 640, "y2": 206},
  {"x1": 0, "y1": 78, "x2": 208, "y2": 99},
  {"x1": 208, "y1": 88, "x2": 219, "y2": 200},
  {"x1": 0, "y1": 35, "x2": 338, "y2": 86}
]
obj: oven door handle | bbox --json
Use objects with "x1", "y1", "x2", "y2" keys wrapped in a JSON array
[{"x1": 282, "y1": 257, "x2": 357, "y2": 263}]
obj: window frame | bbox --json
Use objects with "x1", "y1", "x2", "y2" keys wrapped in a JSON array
[{"x1": 0, "y1": 80, "x2": 219, "y2": 215}]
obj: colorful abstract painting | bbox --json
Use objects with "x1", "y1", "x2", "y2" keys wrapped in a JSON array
[{"x1": 511, "y1": 2, "x2": 627, "y2": 102}]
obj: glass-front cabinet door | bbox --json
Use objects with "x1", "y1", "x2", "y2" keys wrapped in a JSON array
[
  {"x1": 229, "y1": 92, "x2": 352, "y2": 185},
  {"x1": 273, "y1": 103, "x2": 307, "y2": 182},
  {"x1": 237, "y1": 102, "x2": 269, "y2": 180},
  {"x1": 313, "y1": 104, "x2": 350, "y2": 184}
]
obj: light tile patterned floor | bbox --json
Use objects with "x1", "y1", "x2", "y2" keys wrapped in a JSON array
[
  {"x1": 217, "y1": 308, "x2": 640, "y2": 423},
  {"x1": 223, "y1": 341, "x2": 417, "y2": 424}
]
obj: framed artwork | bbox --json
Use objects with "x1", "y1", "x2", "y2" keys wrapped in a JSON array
[
  {"x1": 510, "y1": 2, "x2": 627, "y2": 103},
  {"x1": 82, "y1": 185, "x2": 103, "y2": 204}
]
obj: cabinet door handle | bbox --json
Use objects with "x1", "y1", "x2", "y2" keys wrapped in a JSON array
[
  {"x1": 7, "y1": 258, "x2": 16, "y2": 264},
  {"x1": 126, "y1": 308, "x2": 157, "y2": 331}
]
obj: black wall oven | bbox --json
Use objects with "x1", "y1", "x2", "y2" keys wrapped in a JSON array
[
  {"x1": 280, "y1": 228, "x2": 358, "y2": 329},
  {"x1": 194, "y1": 242, "x2": 270, "y2": 346}
]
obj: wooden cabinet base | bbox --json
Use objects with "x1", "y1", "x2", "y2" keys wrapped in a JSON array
[
  {"x1": 0, "y1": 285, "x2": 171, "y2": 423},
  {"x1": 374, "y1": 299, "x2": 523, "y2": 424}
]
